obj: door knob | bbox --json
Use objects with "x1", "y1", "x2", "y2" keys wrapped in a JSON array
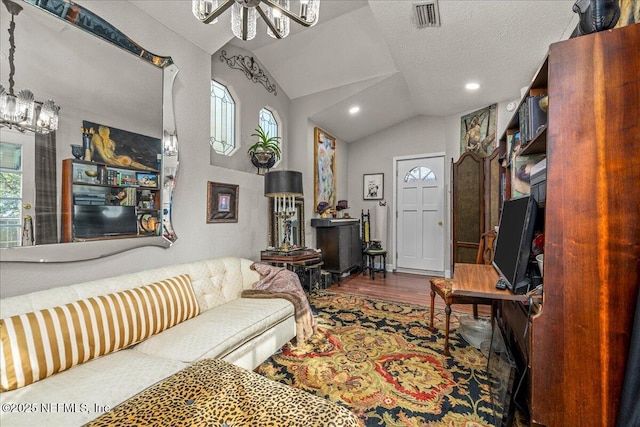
[
  {"x1": 438, "y1": 221, "x2": 443, "y2": 226},
  {"x1": 23, "y1": 203, "x2": 32, "y2": 210}
]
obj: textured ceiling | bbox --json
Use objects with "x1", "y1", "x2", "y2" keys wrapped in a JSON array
[{"x1": 131, "y1": 0, "x2": 579, "y2": 142}]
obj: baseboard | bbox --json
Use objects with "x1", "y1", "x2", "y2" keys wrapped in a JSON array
[{"x1": 395, "y1": 267, "x2": 446, "y2": 277}]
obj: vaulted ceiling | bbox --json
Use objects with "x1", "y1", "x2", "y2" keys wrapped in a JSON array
[{"x1": 131, "y1": 0, "x2": 578, "y2": 142}]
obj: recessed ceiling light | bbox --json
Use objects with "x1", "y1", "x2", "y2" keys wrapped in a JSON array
[
  {"x1": 349, "y1": 106, "x2": 360, "y2": 114},
  {"x1": 465, "y1": 82, "x2": 480, "y2": 90}
]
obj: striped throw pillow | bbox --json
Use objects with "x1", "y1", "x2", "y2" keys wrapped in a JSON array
[{"x1": 0, "y1": 274, "x2": 199, "y2": 391}]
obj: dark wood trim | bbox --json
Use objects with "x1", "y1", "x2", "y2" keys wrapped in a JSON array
[{"x1": 61, "y1": 159, "x2": 73, "y2": 243}]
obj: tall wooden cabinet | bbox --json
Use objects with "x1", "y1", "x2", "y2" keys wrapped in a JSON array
[{"x1": 499, "y1": 24, "x2": 640, "y2": 426}]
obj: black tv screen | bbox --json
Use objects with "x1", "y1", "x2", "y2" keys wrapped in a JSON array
[
  {"x1": 73, "y1": 206, "x2": 138, "y2": 239},
  {"x1": 493, "y1": 196, "x2": 538, "y2": 294}
]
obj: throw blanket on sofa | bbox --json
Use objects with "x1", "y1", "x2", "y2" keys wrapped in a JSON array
[
  {"x1": 242, "y1": 262, "x2": 316, "y2": 344},
  {"x1": 85, "y1": 358, "x2": 360, "y2": 427}
]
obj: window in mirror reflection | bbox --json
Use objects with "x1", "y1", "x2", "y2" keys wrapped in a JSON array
[
  {"x1": 0, "y1": 142, "x2": 24, "y2": 248},
  {"x1": 259, "y1": 107, "x2": 280, "y2": 156},
  {"x1": 210, "y1": 80, "x2": 236, "y2": 155}
]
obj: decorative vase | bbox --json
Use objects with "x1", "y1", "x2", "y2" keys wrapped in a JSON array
[
  {"x1": 254, "y1": 150, "x2": 273, "y2": 163},
  {"x1": 250, "y1": 151, "x2": 276, "y2": 174},
  {"x1": 70, "y1": 144, "x2": 83, "y2": 159},
  {"x1": 82, "y1": 134, "x2": 91, "y2": 161}
]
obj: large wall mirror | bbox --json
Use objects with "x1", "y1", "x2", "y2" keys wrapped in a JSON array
[{"x1": 0, "y1": 0, "x2": 179, "y2": 262}]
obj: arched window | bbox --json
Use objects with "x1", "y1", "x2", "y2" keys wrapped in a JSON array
[
  {"x1": 404, "y1": 166, "x2": 436, "y2": 183},
  {"x1": 259, "y1": 107, "x2": 279, "y2": 148},
  {"x1": 210, "y1": 80, "x2": 236, "y2": 155}
]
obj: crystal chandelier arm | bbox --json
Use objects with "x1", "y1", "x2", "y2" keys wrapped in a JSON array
[
  {"x1": 256, "y1": 5, "x2": 283, "y2": 39},
  {"x1": 261, "y1": 0, "x2": 318, "y2": 27},
  {"x1": 200, "y1": 0, "x2": 234, "y2": 24}
]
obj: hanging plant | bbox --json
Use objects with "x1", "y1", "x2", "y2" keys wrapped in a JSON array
[{"x1": 248, "y1": 125, "x2": 281, "y2": 162}]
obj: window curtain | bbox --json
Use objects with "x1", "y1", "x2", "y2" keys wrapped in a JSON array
[{"x1": 34, "y1": 132, "x2": 58, "y2": 244}]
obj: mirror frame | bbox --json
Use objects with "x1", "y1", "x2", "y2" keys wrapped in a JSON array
[
  {"x1": 0, "y1": 0, "x2": 180, "y2": 262},
  {"x1": 268, "y1": 198, "x2": 305, "y2": 249}
]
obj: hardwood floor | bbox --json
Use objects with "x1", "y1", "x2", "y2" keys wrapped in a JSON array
[{"x1": 327, "y1": 270, "x2": 491, "y2": 317}]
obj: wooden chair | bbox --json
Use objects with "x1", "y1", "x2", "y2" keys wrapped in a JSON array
[
  {"x1": 361, "y1": 210, "x2": 387, "y2": 279},
  {"x1": 429, "y1": 231, "x2": 497, "y2": 356}
]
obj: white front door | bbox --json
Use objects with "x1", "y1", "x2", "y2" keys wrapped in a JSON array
[{"x1": 396, "y1": 155, "x2": 445, "y2": 272}]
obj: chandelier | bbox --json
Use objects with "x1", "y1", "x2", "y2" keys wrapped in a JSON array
[
  {"x1": 0, "y1": 0, "x2": 59, "y2": 134},
  {"x1": 192, "y1": 0, "x2": 320, "y2": 41}
]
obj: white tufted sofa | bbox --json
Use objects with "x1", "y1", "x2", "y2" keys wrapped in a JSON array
[{"x1": 0, "y1": 257, "x2": 296, "y2": 427}]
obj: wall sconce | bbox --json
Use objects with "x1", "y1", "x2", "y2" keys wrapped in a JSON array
[{"x1": 264, "y1": 170, "x2": 303, "y2": 251}]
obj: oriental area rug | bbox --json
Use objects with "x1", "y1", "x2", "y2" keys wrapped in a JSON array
[{"x1": 256, "y1": 290, "x2": 512, "y2": 427}]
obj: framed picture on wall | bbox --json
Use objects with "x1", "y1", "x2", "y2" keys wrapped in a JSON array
[
  {"x1": 314, "y1": 127, "x2": 337, "y2": 210},
  {"x1": 82, "y1": 120, "x2": 161, "y2": 170},
  {"x1": 363, "y1": 173, "x2": 384, "y2": 200},
  {"x1": 207, "y1": 181, "x2": 238, "y2": 223},
  {"x1": 459, "y1": 103, "x2": 497, "y2": 158}
]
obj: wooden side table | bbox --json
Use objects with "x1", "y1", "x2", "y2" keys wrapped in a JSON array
[
  {"x1": 260, "y1": 249, "x2": 323, "y2": 293},
  {"x1": 260, "y1": 249, "x2": 322, "y2": 266}
]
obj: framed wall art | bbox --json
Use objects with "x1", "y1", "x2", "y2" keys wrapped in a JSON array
[
  {"x1": 363, "y1": 173, "x2": 384, "y2": 200},
  {"x1": 314, "y1": 127, "x2": 337, "y2": 209},
  {"x1": 136, "y1": 172, "x2": 158, "y2": 188},
  {"x1": 459, "y1": 103, "x2": 497, "y2": 157},
  {"x1": 82, "y1": 120, "x2": 161, "y2": 170},
  {"x1": 207, "y1": 181, "x2": 238, "y2": 223}
]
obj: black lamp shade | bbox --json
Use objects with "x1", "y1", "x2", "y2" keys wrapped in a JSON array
[{"x1": 264, "y1": 171, "x2": 303, "y2": 197}]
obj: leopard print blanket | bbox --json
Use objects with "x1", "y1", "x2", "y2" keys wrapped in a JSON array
[{"x1": 85, "y1": 358, "x2": 360, "y2": 427}]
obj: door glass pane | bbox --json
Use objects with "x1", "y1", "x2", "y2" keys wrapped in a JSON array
[{"x1": 404, "y1": 166, "x2": 436, "y2": 183}]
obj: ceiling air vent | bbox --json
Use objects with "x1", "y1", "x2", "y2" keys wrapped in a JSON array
[{"x1": 413, "y1": 1, "x2": 441, "y2": 28}]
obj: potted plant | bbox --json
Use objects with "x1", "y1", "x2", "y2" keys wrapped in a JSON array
[{"x1": 248, "y1": 125, "x2": 281, "y2": 164}]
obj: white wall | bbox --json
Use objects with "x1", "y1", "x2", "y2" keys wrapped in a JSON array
[
  {"x1": 209, "y1": 44, "x2": 291, "y2": 173},
  {"x1": 0, "y1": 2, "x2": 269, "y2": 297},
  {"x1": 342, "y1": 98, "x2": 516, "y2": 276},
  {"x1": 347, "y1": 115, "x2": 447, "y2": 269},
  {"x1": 288, "y1": 87, "x2": 359, "y2": 248}
]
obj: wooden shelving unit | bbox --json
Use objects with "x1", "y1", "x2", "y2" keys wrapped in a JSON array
[
  {"x1": 62, "y1": 159, "x2": 162, "y2": 242},
  {"x1": 496, "y1": 24, "x2": 640, "y2": 427}
]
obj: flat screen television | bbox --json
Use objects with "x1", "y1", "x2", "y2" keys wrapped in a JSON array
[
  {"x1": 493, "y1": 195, "x2": 538, "y2": 294},
  {"x1": 73, "y1": 206, "x2": 138, "y2": 239}
]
